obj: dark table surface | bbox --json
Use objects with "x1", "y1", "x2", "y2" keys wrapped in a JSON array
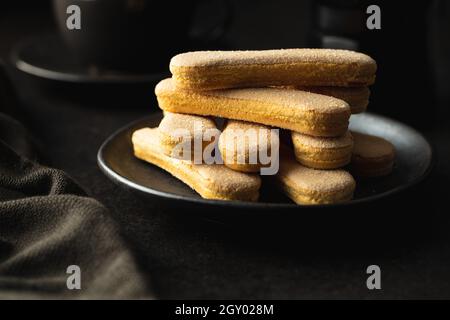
[{"x1": 1, "y1": 9, "x2": 450, "y2": 299}]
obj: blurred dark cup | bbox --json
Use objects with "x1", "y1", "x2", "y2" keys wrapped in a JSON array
[
  {"x1": 53, "y1": 0, "x2": 230, "y2": 72},
  {"x1": 311, "y1": 0, "x2": 436, "y2": 129}
]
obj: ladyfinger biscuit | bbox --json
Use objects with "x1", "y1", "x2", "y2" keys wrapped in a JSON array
[
  {"x1": 276, "y1": 148, "x2": 356, "y2": 205},
  {"x1": 295, "y1": 86, "x2": 370, "y2": 114},
  {"x1": 218, "y1": 120, "x2": 279, "y2": 173},
  {"x1": 291, "y1": 131, "x2": 353, "y2": 169},
  {"x1": 132, "y1": 128, "x2": 261, "y2": 201},
  {"x1": 351, "y1": 131, "x2": 395, "y2": 177},
  {"x1": 155, "y1": 78, "x2": 351, "y2": 137},
  {"x1": 170, "y1": 49, "x2": 377, "y2": 90},
  {"x1": 158, "y1": 112, "x2": 218, "y2": 161}
]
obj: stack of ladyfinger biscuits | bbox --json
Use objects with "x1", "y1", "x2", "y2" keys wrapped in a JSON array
[{"x1": 132, "y1": 49, "x2": 396, "y2": 205}]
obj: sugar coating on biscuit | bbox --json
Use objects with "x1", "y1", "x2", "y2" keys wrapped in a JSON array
[
  {"x1": 220, "y1": 120, "x2": 276, "y2": 155},
  {"x1": 170, "y1": 49, "x2": 376, "y2": 71},
  {"x1": 281, "y1": 156, "x2": 355, "y2": 193},
  {"x1": 287, "y1": 86, "x2": 369, "y2": 114},
  {"x1": 156, "y1": 78, "x2": 350, "y2": 114},
  {"x1": 159, "y1": 112, "x2": 216, "y2": 140},
  {"x1": 352, "y1": 131, "x2": 395, "y2": 158},
  {"x1": 195, "y1": 165, "x2": 261, "y2": 191},
  {"x1": 225, "y1": 119, "x2": 271, "y2": 131},
  {"x1": 292, "y1": 131, "x2": 353, "y2": 149}
]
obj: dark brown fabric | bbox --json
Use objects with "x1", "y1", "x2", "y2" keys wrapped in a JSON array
[{"x1": 0, "y1": 63, "x2": 152, "y2": 299}]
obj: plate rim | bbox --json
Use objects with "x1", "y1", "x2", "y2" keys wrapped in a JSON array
[
  {"x1": 11, "y1": 34, "x2": 169, "y2": 84},
  {"x1": 97, "y1": 112, "x2": 435, "y2": 210}
]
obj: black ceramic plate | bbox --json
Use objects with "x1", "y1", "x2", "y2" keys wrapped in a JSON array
[
  {"x1": 11, "y1": 34, "x2": 168, "y2": 107},
  {"x1": 11, "y1": 34, "x2": 168, "y2": 84},
  {"x1": 97, "y1": 112, "x2": 434, "y2": 220}
]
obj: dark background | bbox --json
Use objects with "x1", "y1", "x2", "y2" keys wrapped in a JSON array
[{"x1": 1, "y1": 0, "x2": 450, "y2": 298}]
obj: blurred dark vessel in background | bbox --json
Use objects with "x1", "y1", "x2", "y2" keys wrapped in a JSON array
[{"x1": 311, "y1": 0, "x2": 438, "y2": 129}]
